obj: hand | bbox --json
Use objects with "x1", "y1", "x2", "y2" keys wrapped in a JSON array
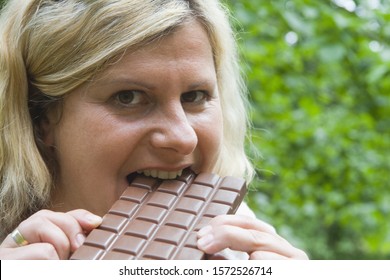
[
  {"x1": 0, "y1": 209, "x2": 102, "y2": 260},
  {"x1": 197, "y1": 215, "x2": 308, "y2": 260}
]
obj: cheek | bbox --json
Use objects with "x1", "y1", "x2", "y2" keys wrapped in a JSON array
[
  {"x1": 193, "y1": 106, "x2": 224, "y2": 171},
  {"x1": 52, "y1": 104, "x2": 138, "y2": 177},
  {"x1": 53, "y1": 113, "x2": 105, "y2": 176}
]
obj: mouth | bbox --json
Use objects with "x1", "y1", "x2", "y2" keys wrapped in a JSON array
[
  {"x1": 126, "y1": 166, "x2": 193, "y2": 183},
  {"x1": 136, "y1": 169, "x2": 183, "y2": 180}
]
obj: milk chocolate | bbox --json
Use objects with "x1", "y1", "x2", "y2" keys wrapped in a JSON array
[{"x1": 70, "y1": 169, "x2": 246, "y2": 260}]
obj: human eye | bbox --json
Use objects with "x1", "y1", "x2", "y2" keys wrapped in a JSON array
[
  {"x1": 181, "y1": 90, "x2": 210, "y2": 104},
  {"x1": 113, "y1": 90, "x2": 146, "y2": 106}
]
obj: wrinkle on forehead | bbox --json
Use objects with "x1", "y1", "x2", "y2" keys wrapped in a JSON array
[{"x1": 92, "y1": 20, "x2": 216, "y2": 90}]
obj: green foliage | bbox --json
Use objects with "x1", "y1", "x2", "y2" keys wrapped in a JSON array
[{"x1": 224, "y1": 0, "x2": 390, "y2": 259}]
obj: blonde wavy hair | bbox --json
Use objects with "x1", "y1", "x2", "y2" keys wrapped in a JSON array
[{"x1": 0, "y1": 0, "x2": 253, "y2": 239}]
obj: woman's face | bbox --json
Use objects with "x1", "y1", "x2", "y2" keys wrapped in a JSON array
[{"x1": 45, "y1": 21, "x2": 223, "y2": 215}]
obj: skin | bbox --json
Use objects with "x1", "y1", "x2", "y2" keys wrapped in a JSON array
[
  {"x1": 47, "y1": 20, "x2": 223, "y2": 217},
  {"x1": 0, "y1": 21, "x2": 308, "y2": 260}
]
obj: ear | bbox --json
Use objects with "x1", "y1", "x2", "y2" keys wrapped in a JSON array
[{"x1": 39, "y1": 110, "x2": 56, "y2": 146}]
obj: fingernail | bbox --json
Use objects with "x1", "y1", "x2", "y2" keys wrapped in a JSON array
[
  {"x1": 87, "y1": 214, "x2": 102, "y2": 226},
  {"x1": 197, "y1": 233, "x2": 214, "y2": 250},
  {"x1": 76, "y1": 233, "x2": 85, "y2": 247},
  {"x1": 197, "y1": 225, "x2": 212, "y2": 238}
]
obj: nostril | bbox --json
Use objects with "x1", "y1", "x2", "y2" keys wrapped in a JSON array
[{"x1": 150, "y1": 120, "x2": 198, "y2": 155}]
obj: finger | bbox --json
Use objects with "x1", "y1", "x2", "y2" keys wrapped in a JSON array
[
  {"x1": 1, "y1": 210, "x2": 102, "y2": 260},
  {"x1": 251, "y1": 250, "x2": 308, "y2": 260},
  {"x1": 17, "y1": 220, "x2": 72, "y2": 259},
  {"x1": 4, "y1": 210, "x2": 101, "y2": 252},
  {"x1": 203, "y1": 215, "x2": 277, "y2": 235},
  {"x1": 288, "y1": 248, "x2": 309, "y2": 259},
  {"x1": 0, "y1": 243, "x2": 60, "y2": 260},
  {"x1": 207, "y1": 248, "x2": 249, "y2": 260},
  {"x1": 197, "y1": 224, "x2": 298, "y2": 258},
  {"x1": 15, "y1": 210, "x2": 91, "y2": 255},
  {"x1": 66, "y1": 209, "x2": 102, "y2": 233},
  {"x1": 2, "y1": 223, "x2": 69, "y2": 259},
  {"x1": 250, "y1": 251, "x2": 289, "y2": 260}
]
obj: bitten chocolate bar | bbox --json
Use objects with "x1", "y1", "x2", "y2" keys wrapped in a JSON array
[{"x1": 70, "y1": 169, "x2": 246, "y2": 260}]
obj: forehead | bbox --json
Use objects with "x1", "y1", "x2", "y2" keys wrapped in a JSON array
[
  {"x1": 139, "y1": 20, "x2": 213, "y2": 57},
  {"x1": 102, "y1": 20, "x2": 215, "y2": 76}
]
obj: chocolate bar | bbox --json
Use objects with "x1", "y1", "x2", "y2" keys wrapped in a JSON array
[{"x1": 70, "y1": 169, "x2": 246, "y2": 260}]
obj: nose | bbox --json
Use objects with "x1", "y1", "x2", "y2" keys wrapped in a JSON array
[{"x1": 149, "y1": 107, "x2": 198, "y2": 155}]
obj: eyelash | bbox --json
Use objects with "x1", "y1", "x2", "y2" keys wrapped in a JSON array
[
  {"x1": 181, "y1": 90, "x2": 211, "y2": 104},
  {"x1": 113, "y1": 90, "x2": 146, "y2": 107},
  {"x1": 112, "y1": 90, "x2": 212, "y2": 107}
]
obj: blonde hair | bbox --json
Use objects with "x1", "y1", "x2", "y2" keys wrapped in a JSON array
[{"x1": 0, "y1": 0, "x2": 253, "y2": 239}]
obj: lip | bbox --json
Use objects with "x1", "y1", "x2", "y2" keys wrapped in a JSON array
[
  {"x1": 138, "y1": 169, "x2": 183, "y2": 180},
  {"x1": 126, "y1": 164, "x2": 194, "y2": 181},
  {"x1": 136, "y1": 163, "x2": 193, "y2": 173}
]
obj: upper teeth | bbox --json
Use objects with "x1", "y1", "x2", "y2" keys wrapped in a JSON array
[{"x1": 137, "y1": 169, "x2": 183, "y2": 180}]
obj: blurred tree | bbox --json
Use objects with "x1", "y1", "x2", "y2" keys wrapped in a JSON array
[{"x1": 223, "y1": 0, "x2": 390, "y2": 259}]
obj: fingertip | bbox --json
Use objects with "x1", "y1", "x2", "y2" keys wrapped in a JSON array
[
  {"x1": 68, "y1": 209, "x2": 102, "y2": 229},
  {"x1": 85, "y1": 214, "x2": 102, "y2": 227},
  {"x1": 75, "y1": 233, "x2": 86, "y2": 248},
  {"x1": 197, "y1": 225, "x2": 212, "y2": 238},
  {"x1": 197, "y1": 233, "x2": 217, "y2": 254}
]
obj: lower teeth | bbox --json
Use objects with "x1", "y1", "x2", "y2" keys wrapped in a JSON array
[{"x1": 136, "y1": 170, "x2": 182, "y2": 179}]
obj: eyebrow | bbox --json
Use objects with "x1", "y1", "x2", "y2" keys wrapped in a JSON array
[
  {"x1": 95, "y1": 77, "x2": 216, "y2": 91},
  {"x1": 187, "y1": 80, "x2": 216, "y2": 91},
  {"x1": 96, "y1": 77, "x2": 156, "y2": 90}
]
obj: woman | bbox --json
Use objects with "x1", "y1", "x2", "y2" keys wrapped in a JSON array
[{"x1": 0, "y1": 0, "x2": 307, "y2": 259}]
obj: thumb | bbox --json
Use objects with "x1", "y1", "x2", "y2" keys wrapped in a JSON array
[{"x1": 67, "y1": 209, "x2": 102, "y2": 234}]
